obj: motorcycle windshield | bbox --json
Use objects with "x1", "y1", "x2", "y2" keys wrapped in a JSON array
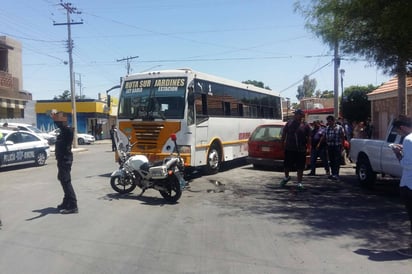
[{"x1": 113, "y1": 129, "x2": 129, "y2": 153}]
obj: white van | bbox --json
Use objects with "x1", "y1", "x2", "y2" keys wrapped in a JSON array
[{"x1": 2, "y1": 122, "x2": 56, "y2": 145}]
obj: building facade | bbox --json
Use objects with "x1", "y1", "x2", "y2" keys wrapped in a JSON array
[
  {"x1": 368, "y1": 76, "x2": 412, "y2": 139},
  {"x1": 0, "y1": 36, "x2": 32, "y2": 119},
  {"x1": 35, "y1": 100, "x2": 117, "y2": 139}
]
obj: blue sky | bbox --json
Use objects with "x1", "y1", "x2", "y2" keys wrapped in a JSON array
[{"x1": 1, "y1": 0, "x2": 390, "y2": 103}]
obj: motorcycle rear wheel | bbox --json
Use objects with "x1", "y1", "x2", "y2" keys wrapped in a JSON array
[
  {"x1": 159, "y1": 176, "x2": 182, "y2": 203},
  {"x1": 110, "y1": 175, "x2": 137, "y2": 194}
]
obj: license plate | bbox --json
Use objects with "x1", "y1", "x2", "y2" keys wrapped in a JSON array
[{"x1": 261, "y1": 146, "x2": 270, "y2": 152}]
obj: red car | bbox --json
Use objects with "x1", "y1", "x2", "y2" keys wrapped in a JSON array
[
  {"x1": 246, "y1": 122, "x2": 286, "y2": 169},
  {"x1": 247, "y1": 122, "x2": 312, "y2": 169}
]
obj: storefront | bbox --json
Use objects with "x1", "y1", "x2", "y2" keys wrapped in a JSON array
[{"x1": 35, "y1": 99, "x2": 117, "y2": 139}]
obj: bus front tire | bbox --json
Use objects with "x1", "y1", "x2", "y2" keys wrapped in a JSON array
[{"x1": 205, "y1": 144, "x2": 221, "y2": 174}]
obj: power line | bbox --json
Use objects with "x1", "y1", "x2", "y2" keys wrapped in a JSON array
[
  {"x1": 0, "y1": 31, "x2": 62, "y2": 43},
  {"x1": 116, "y1": 56, "x2": 139, "y2": 75},
  {"x1": 279, "y1": 59, "x2": 333, "y2": 93},
  {"x1": 134, "y1": 56, "x2": 293, "y2": 63}
]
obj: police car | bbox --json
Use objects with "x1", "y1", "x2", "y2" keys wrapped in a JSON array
[
  {"x1": 49, "y1": 128, "x2": 95, "y2": 145},
  {"x1": 0, "y1": 128, "x2": 50, "y2": 168},
  {"x1": 5, "y1": 122, "x2": 56, "y2": 145}
]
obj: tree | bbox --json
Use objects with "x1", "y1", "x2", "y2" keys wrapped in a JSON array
[
  {"x1": 295, "y1": 0, "x2": 412, "y2": 115},
  {"x1": 342, "y1": 85, "x2": 376, "y2": 98},
  {"x1": 296, "y1": 75, "x2": 317, "y2": 100},
  {"x1": 341, "y1": 85, "x2": 377, "y2": 123},
  {"x1": 54, "y1": 90, "x2": 71, "y2": 100},
  {"x1": 320, "y1": 90, "x2": 334, "y2": 98},
  {"x1": 242, "y1": 80, "x2": 271, "y2": 90},
  {"x1": 76, "y1": 94, "x2": 87, "y2": 100},
  {"x1": 53, "y1": 90, "x2": 88, "y2": 100}
]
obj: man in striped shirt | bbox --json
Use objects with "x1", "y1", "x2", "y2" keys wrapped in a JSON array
[{"x1": 322, "y1": 115, "x2": 345, "y2": 180}]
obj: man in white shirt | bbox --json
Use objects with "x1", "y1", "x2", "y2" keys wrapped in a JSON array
[{"x1": 391, "y1": 115, "x2": 412, "y2": 257}]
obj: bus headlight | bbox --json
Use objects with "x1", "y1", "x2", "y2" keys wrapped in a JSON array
[{"x1": 177, "y1": 145, "x2": 191, "y2": 153}]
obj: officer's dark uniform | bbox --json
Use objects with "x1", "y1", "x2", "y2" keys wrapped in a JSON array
[
  {"x1": 110, "y1": 126, "x2": 116, "y2": 151},
  {"x1": 55, "y1": 124, "x2": 78, "y2": 213}
]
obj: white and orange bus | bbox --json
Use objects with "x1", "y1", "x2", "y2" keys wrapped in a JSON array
[{"x1": 116, "y1": 68, "x2": 283, "y2": 174}]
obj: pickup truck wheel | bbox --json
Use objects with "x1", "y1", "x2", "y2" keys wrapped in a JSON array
[{"x1": 356, "y1": 157, "x2": 376, "y2": 188}]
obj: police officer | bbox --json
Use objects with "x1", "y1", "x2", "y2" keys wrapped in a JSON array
[
  {"x1": 109, "y1": 125, "x2": 117, "y2": 151},
  {"x1": 0, "y1": 131, "x2": 2, "y2": 226},
  {"x1": 52, "y1": 111, "x2": 78, "y2": 214}
]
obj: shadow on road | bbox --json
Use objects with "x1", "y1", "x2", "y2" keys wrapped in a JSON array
[
  {"x1": 199, "y1": 163, "x2": 408, "y2": 256},
  {"x1": 98, "y1": 172, "x2": 113, "y2": 178},
  {"x1": 26, "y1": 207, "x2": 61, "y2": 221},
  {"x1": 354, "y1": 248, "x2": 411, "y2": 262},
  {"x1": 0, "y1": 163, "x2": 48, "y2": 172},
  {"x1": 104, "y1": 192, "x2": 179, "y2": 206}
]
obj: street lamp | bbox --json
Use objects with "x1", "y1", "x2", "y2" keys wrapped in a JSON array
[{"x1": 340, "y1": 69, "x2": 345, "y2": 117}]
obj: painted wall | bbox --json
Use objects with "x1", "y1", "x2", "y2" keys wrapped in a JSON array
[{"x1": 35, "y1": 100, "x2": 116, "y2": 138}]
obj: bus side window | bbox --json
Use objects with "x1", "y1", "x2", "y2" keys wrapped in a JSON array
[
  {"x1": 195, "y1": 93, "x2": 208, "y2": 116},
  {"x1": 195, "y1": 94, "x2": 203, "y2": 116},
  {"x1": 238, "y1": 104, "x2": 244, "y2": 117},
  {"x1": 187, "y1": 88, "x2": 195, "y2": 125},
  {"x1": 201, "y1": 94, "x2": 208, "y2": 115},
  {"x1": 195, "y1": 93, "x2": 209, "y2": 124},
  {"x1": 223, "y1": 102, "x2": 231, "y2": 116}
]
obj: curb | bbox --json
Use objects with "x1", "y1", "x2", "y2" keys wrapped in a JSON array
[{"x1": 49, "y1": 139, "x2": 112, "y2": 153}]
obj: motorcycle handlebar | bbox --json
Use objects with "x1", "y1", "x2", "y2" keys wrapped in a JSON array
[
  {"x1": 165, "y1": 156, "x2": 183, "y2": 169},
  {"x1": 127, "y1": 141, "x2": 138, "y2": 150}
]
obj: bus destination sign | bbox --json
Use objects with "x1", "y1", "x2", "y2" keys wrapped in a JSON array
[{"x1": 125, "y1": 78, "x2": 186, "y2": 93}]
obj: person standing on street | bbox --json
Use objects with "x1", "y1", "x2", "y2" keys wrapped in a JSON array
[
  {"x1": 390, "y1": 115, "x2": 412, "y2": 257},
  {"x1": 322, "y1": 115, "x2": 345, "y2": 181},
  {"x1": 280, "y1": 109, "x2": 311, "y2": 190},
  {"x1": 110, "y1": 125, "x2": 117, "y2": 151},
  {"x1": 52, "y1": 111, "x2": 78, "y2": 214},
  {"x1": 307, "y1": 120, "x2": 330, "y2": 176}
]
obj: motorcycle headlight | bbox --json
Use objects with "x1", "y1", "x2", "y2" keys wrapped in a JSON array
[{"x1": 149, "y1": 166, "x2": 168, "y2": 179}]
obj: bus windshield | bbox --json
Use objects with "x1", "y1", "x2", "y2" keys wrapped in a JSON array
[{"x1": 118, "y1": 77, "x2": 187, "y2": 120}]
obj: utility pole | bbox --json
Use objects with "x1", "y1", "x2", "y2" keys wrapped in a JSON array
[
  {"x1": 340, "y1": 68, "x2": 345, "y2": 99},
  {"x1": 333, "y1": 41, "x2": 340, "y2": 119},
  {"x1": 54, "y1": 1, "x2": 83, "y2": 148},
  {"x1": 117, "y1": 56, "x2": 139, "y2": 75},
  {"x1": 75, "y1": 72, "x2": 83, "y2": 98}
]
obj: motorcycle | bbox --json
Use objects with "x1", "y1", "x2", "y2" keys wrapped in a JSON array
[{"x1": 110, "y1": 133, "x2": 185, "y2": 203}]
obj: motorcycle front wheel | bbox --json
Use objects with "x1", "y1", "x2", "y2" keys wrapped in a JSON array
[
  {"x1": 159, "y1": 175, "x2": 182, "y2": 203},
  {"x1": 110, "y1": 175, "x2": 137, "y2": 194}
]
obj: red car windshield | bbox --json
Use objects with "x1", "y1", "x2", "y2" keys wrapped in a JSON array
[{"x1": 250, "y1": 126, "x2": 283, "y2": 141}]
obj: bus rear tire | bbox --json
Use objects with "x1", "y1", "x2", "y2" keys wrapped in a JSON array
[{"x1": 205, "y1": 143, "x2": 221, "y2": 174}]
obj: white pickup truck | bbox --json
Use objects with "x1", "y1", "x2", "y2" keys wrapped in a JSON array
[{"x1": 349, "y1": 121, "x2": 403, "y2": 187}]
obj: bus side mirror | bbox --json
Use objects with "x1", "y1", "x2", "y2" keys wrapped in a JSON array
[{"x1": 107, "y1": 95, "x2": 111, "y2": 108}]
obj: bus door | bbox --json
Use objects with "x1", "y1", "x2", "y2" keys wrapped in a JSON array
[
  {"x1": 194, "y1": 90, "x2": 209, "y2": 133},
  {"x1": 193, "y1": 90, "x2": 210, "y2": 165}
]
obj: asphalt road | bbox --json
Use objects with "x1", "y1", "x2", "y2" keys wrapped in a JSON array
[{"x1": 0, "y1": 141, "x2": 411, "y2": 273}]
